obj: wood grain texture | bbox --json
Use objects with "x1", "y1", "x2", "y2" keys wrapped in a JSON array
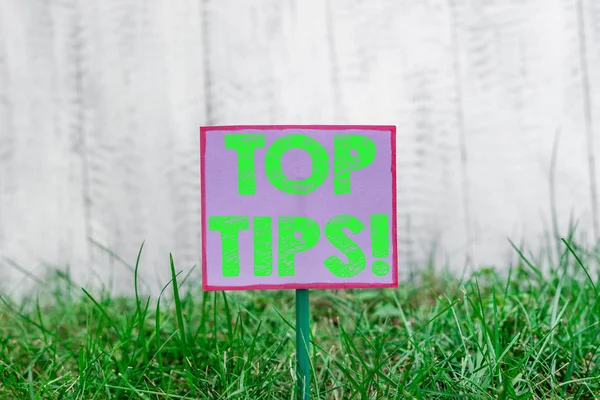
[
  {"x1": 203, "y1": 0, "x2": 336, "y2": 125},
  {"x1": 589, "y1": 2, "x2": 600, "y2": 252},
  {"x1": 453, "y1": 0, "x2": 598, "y2": 272},
  {"x1": 327, "y1": 0, "x2": 469, "y2": 275},
  {"x1": 0, "y1": 0, "x2": 599, "y2": 295},
  {"x1": 154, "y1": 0, "x2": 207, "y2": 289},
  {"x1": 79, "y1": 0, "x2": 209, "y2": 293},
  {"x1": 579, "y1": 0, "x2": 600, "y2": 252},
  {"x1": 0, "y1": 0, "x2": 90, "y2": 295},
  {"x1": 0, "y1": 1, "x2": 11, "y2": 289}
]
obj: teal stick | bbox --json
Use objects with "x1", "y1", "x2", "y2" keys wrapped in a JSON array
[{"x1": 295, "y1": 289, "x2": 311, "y2": 400}]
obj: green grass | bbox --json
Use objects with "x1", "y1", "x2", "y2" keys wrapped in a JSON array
[{"x1": 1, "y1": 239, "x2": 599, "y2": 399}]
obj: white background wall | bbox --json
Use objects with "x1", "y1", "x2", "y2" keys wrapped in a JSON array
[{"x1": 1, "y1": 0, "x2": 599, "y2": 296}]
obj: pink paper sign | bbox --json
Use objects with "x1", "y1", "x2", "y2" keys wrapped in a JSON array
[{"x1": 200, "y1": 125, "x2": 398, "y2": 291}]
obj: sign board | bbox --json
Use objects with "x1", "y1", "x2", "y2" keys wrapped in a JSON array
[{"x1": 200, "y1": 125, "x2": 397, "y2": 291}]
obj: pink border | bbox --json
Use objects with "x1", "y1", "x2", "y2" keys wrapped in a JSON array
[{"x1": 200, "y1": 125, "x2": 398, "y2": 291}]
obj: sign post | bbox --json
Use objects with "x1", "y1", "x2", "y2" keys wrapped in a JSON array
[
  {"x1": 200, "y1": 125, "x2": 398, "y2": 399},
  {"x1": 296, "y1": 289, "x2": 311, "y2": 399}
]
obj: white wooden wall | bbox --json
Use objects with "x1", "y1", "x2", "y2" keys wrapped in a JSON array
[{"x1": 1, "y1": 0, "x2": 599, "y2": 296}]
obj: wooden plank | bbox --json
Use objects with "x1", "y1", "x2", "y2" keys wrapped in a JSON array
[
  {"x1": 588, "y1": 0, "x2": 600, "y2": 253},
  {"x1": 202, "y1": 0, "x2": 281, "y2": 124},
  {"x1": 579, "y1": 0, "x2": 600, "y2": 266},
  {"x1": 327, "y1": 0, "x2": 469, "y2": 274},
  {"x1": 456, "y1": 0, "x2": 595, "y2": 270},
  {"x1": 576, "y1": 0, "x2": 599, "y2": 243},
  {"x1": 75, "y1": 0, "x2": 180, "y2": 293},
  {"x1": 0, "y1": 1, "x2": 13, "y2": 290},
  {"x1": 50, "y1": 0, "x2": 102, "y2": 289},
  {"x1": 150, "y1": 0, "x2": 208, "y2": 288},
  {"x1": 265, "y1": 0, "x2": 337, "y2": 123},
  {"x1": 449, "y1": 0, "x2": 474, "y2": 270},
  {"x1": 202, "y1": 0, "x2": 336, "y2": 125},
  {"x1": 0, "y1": 0, "x2": 90, "y2": 296}
]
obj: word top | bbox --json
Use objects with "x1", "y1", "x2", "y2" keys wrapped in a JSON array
[{"x1": 200, "y1": 125, "x2": 398, "y2": 291}]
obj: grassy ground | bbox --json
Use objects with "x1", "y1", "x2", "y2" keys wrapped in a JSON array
[{"x1": 1, "y1": 240, "x2": 599, "y2": 399}]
